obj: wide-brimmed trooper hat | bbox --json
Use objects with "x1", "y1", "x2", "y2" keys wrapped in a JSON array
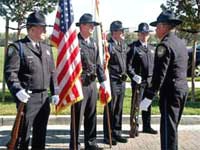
[
  {"x1": 134, "y1": 23, "x2": 153, "y2": 33},
  {"x1": 150, "y1": 10, "x2": 182, "y2": 27},
  {"x1": 110, "y1": 20, "x2": 128, "y2": 32},
  {"x1": 26, "y1": 11, "x2": 46, "y2": 26},
  {"x1": 76, "y1": 13, "x2": 100, "y2": 26}
]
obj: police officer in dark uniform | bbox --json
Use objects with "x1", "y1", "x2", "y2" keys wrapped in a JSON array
[
  {"x1": 127, "y1": 22, "x2": 157, "y2": 134},
  {"x1": 103, "y1": 21, "x2": 129, "y2": 145},
  {"x1": 4, "y1": 11, "x2": 59, "y2": 149},
  {"x1": 69, "y1": 13, "x2": 105, "y2": 150},
  {"x1": 140, "y1": 10, "x2": 188, "y2": 150}
]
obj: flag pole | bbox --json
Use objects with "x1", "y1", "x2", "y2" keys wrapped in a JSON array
[
  {"x1": 72, "y1": 104, "x2": 76, "y2": 150},
  {"x1": 100, "y1": 24, "x2": 112, "y2": 148},
  {"x1": 106, "y1": 102, "x2": 112, "y2": 148}
]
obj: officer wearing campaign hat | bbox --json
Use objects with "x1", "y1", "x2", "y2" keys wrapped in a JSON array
[
  {"x1": 70, "y1": 13, "x2": 105, "y2": 150},
  {"x1": 76, "y1": 13, "x2": 100, "y2": 26},
  {"x1": 127, "y1": 22, "x2": 157, "y2": 137},
  {"x1": 5, "y1": 11, "x2": 59, "y2": 149},
  {"x1": 141, "y1": 10, "x2": 188, "y2": 150},
  {"x1": 103, "y1": 20, "x2": 129, "y2": 145}
]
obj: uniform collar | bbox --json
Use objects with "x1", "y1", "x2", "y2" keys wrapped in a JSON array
[
  {"x1": 139, "y1": 40, "x2": 147, "y2": 48},
  {"x1": 26, "y1": 36, "x2": 41, "y2": 55},
  {"x1": 27, "y1": 36, "x2": 39, "y2": 48},
  {"x1": 112, "y1": 37, "x2": 121, "y2": 45}
]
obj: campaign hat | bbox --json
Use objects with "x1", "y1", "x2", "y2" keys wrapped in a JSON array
[
  {"x1": 134, "y1": 22, "x2": 153, "y2": 33},
  {"x1": 76, "y1": 13, "x2": 100, "y2": 26},
  {"x1": 110, "y1": 20, "x2": 128, "y2": 32},
  {"x1": 150, "y1": 10, "x2": 182, "y2": 27},
  {"x1": 26, "y1": 11, "x2": 46, "y2": 26}
]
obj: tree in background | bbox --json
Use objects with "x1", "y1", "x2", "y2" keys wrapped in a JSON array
[
  {"x1": 162, "y1": 0, "x2": 200, "y2": 101},
  {"x1": 0, "y1": 0, "x2": 57, "y2": 38}
]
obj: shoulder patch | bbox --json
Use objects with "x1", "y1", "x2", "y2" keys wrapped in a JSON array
[
  {"x1": 156, "y1": 45, "x2": 167, "y2": 58},
  {"x1": 7, "y1": 46, "x2": 15, "y2": 57}
]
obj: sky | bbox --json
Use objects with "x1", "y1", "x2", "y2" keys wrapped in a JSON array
[{"x1": 0, "y1": 0, "x2": 165, "y2": 34}]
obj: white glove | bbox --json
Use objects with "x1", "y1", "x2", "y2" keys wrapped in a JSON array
[
  {"x1": 132, "y1": 74, "x2": 142, "y2": 84},
  {"x1": 139, "y1": 97, "x2": 152, "y2": 111},
  {"x1": 16, "y1": 89, "x2": 30, "y2": 103},
  {"x1": 52, "y1": 95, "x2": 60, "y2": 105},
  {"x1": 100, "y1": 81, "x2": 106, "y2": 89}
]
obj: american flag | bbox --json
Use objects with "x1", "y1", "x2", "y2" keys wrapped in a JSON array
[{"x1": 51, "y1": 0, "x2": 83, "y2": 112}]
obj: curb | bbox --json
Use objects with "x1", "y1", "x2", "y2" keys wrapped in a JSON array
[{"x1": 1, "y1": 115, "x2": 200, "y2": 126}]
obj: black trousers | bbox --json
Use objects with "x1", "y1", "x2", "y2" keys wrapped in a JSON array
[
  {"x1": 159, "y1": 88, "x2": 187, "y2": 150},
  {"x1": 18, "y1": 91, "x2": 50, "y2": 150},
  {"x1": 142, "y1": 105, "x2": 152, "y2": 129},
  {"x1": 103, "y1": 80, "x2": 126, "y2": 139},
  {"x1": 70, "y1": 81, "x2": 98, "y2": 150}
]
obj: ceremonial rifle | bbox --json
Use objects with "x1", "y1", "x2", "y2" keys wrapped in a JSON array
[{"x1": 7, "y1": 102, "x2": 25, "y2": 150}]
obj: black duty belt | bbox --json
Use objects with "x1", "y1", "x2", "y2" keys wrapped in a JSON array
[{"x1": 29, "y1": 89, "x2": 47, "y2": 93}]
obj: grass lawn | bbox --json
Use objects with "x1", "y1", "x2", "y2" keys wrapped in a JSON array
[{"x1": 0, "y1": 88, "x2": 200, "y2": 116}]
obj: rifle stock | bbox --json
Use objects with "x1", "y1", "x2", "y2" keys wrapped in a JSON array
[
  {"x1": 7, "y1": 102, "x2": 25, "y2": 150},
  {"x1": 130, "y1": 85, "x2": 140, "y2": 138}
]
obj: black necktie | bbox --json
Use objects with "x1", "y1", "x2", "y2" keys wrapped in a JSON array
[{"x1": 36, "y1": 43, "x2": 41, "y2": 54}]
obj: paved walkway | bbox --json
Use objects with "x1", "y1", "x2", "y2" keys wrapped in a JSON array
[{"x1": 1, "y1": 124, "x2": 200, "y2": 150}]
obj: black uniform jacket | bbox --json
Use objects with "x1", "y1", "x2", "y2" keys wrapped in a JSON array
[
  {"x1": 78, "y1": 33, "x2": 105, "y2": 84},
  {"x1": 145, "y1": 32, "x2": 189, "y2": 99},
  {"x1": 108, "y1": 38, "x2": 129, "y2": 80},
  {"x1": 4, "y1": 36, "x2": 57, "y2": 99},
  {"x1": 127, "y1": 40, "x2": 155, "y2": 82}
]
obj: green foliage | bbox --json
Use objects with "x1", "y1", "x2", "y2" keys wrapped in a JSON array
[
  {"x1": 124, "y1": 31, "x2": 138, "y2": 44},
  {"x1": 161, "y1": 0, "x2": 200, "y2": 45},
  {"x1": 0, "y1": 32, "x2": 26, "y2": 46},
  {"x1": 0, "y1": 0, "x2": 57, "y2": 20},
  {"x1": 0, "y1": 0, "x2": 57, "y2": 35}
]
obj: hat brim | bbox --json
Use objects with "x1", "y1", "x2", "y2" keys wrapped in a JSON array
[
  {"x1": 111, "y1": 27, "x2": 129, "y2": 31},
  {"x1": 150, "y1": 19, "x2": 182, "y2": 27},
  {"x1": 76, "y1": 22, "x2": 100, "y2": 26},
  {"x1": 134, "y1": 30, "x2": 153, "y2": 33},
  {"x1": 26, "y1": 23, "x2": 47, "y2": 26}
]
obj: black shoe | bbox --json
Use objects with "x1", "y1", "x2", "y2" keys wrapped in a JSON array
[
  {"x1": 104, "y1": 138, "x2": 117, "y2": 145},
  {"x1": 113, "y1": 135, "x2": 127, "y2": 143},
  {"x1": 143, "y1": 128, "x2": 158, "y2": 134},
  {"x1": 85, "y1": 144, "x2": 103, "y2": 150}
]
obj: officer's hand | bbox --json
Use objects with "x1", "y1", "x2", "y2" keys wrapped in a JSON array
[
  {"x1": 100, "y1": 81, "x2": 106, "y2": 89},
  {"x1": 52, "y1": 95, "x2": 60, "y2": 105},
  {"x1": 16, "y1": 89, "x2": 30, "y2": 103},
  {"x1": 139, "y1": 97, "x2": 152, "y2": 111},
  {"x1": 132, "y1": 74, "x2": 142, "y2": 84}
]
